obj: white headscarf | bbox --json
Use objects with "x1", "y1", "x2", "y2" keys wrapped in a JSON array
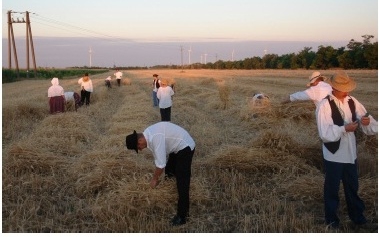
[
  {"x1": 48, "y1": 77, "x2": 64, "y2": 97},
  {"x1": 51, "y1": 77, "x2": 59, "y2": 86}
]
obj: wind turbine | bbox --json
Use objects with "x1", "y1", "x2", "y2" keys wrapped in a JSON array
[
  {"x1": 204, "y1": 53, "x2": 207, "y2": 64},
  {"x1": 188, "y1": 46, "x2": 192, "y2": 65},
  {"x1": 89, "y1": 46, "x2": 93, "y2": 68}
]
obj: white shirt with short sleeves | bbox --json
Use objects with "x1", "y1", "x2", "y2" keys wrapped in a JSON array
[{"x1": 143, "y1": 122, "x2": 195, "y2": 169}]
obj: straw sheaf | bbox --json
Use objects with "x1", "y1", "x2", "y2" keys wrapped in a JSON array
[
  {"x1": 202, "y1": 145, "x2": 312, "y2": 176},
  {"x1": 252, "y1": 129, "x2": 300, "y2": 153},
  {"x1": 4, "y1": 143, "x2": 69, "y2": 177},
  {"x1": 278, "y1": 174, "x2": 324, "y2": 203},
  {"x1": 271, "y1": 101, "x2": 315, "y2": 121},
  {"x1": 2, "y1": 100, "x2": 48, "y2": 143},
  {"x1": 28, "y1": 113, "x2": 99, "y2": 157}
]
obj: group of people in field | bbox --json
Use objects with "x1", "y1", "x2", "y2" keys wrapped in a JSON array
[
  {"x1": 126, "y1": 71, "x2": 377, "y2": 231},
  {"x1": 49, "y1": 69, "x2": 378, "y2": 231},
  {"x1": 48, "y1": 69, "x2": 126, "y2": 114},
  {"x1": 47, "y1": 72, "x2": 93, "y2": 114}
]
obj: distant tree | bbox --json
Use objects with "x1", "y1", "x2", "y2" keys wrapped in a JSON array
[
  {"x1": 313, "y1": 45, "x2": 337, "y2": 69},
  {"x1": 262, "y1": 54, "x2": 278, "y2": 69},
  {"x1": 251, "y1": 56, "x2": 263, "y2": 69},
  {"x1": 277, "y1": 53, "x2": 293, "y2": 69},
  {"x1": 362, "y1": 35, "x2": 378, "y2": 69},
  {"x1": 296, "y1": 47, "x2": 316, "y2": 69}
]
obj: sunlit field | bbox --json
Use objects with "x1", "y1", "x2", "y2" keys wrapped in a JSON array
[{"x1": 2, "y1": 69, "x2": 378, "y2": 233}]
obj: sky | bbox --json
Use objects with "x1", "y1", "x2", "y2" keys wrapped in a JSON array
[{"x1": 1, "y1": 0, "x2": 378, "y2": 68}]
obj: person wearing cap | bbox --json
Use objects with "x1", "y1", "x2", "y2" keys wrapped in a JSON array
[
  {"x1": 48, "y1": 77, "x2": 65, "y2": 114},
  {"x1": 152, "y1": 74, "x2": 160, "y2": 107},
  {"x1": 125, "y1": 122, "x2": 196, "y2": 226},
  {"x1": 114, "y1": 69, "x2": 123, "y2": 87},
  {"x1": 157, "y1": 78, "x2": 175, "y2": 121},
  {"x1": 316, "y1": 72, "x2": 377, "y2": 230},
  {"x1": 282, "y1": 71, "x2": 332, "y2": 106}
]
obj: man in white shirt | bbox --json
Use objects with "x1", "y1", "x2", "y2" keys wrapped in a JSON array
[
  {"x1": 125, "y1": 122, "x2": 196, "y2": 226},
  {"x1": 114, "y1": 69, "x2": 123, "y2": 87},
  {"x1": 316, "y1": 73, "x2": 377, "y2": 230},
  {"x1": 157, "y1": 79, "x2": 175, "y2": 121},
  {"x1": 282, "y1": 71, "x2": 332, "y2": 106}
]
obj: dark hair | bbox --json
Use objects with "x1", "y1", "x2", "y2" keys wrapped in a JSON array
[{"x1": 85, "y1": 73, "x2": 89, "y2": 76}]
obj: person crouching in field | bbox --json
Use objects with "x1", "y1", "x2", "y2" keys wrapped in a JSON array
[
  {"x1": 105, "y1": 76, "x2": 112, "y2": 88},
  {"x1": 316, "y1": 73, "x2": 378, "y2": 231},
  {"x1": 78, "y1": 73, "x2": 93, "y2": 106},
  {"x1": 125, "y1": 122, "x2": 196, "y2": 226},
  {"x1": 64, "y1": 91, "x2": 81, "y2": 111},
  {"x1": 157, "y1": 78, "x2": 174, "y2": 121},
  {"x1": 48, "y1": 77, "x2": 65, "y2": 114}
]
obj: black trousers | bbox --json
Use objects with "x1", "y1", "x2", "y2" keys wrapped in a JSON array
[
  {"x1": 165, "y1": 146, "x2": 195, "y2": 218},
  {"x1": 116, "y1": 79, "x2": 121, "y2": 86},
  {"x1": 323, "y1": 159, "x2": 366, "y2": 227},
  {"x1": 80, "y1": 90, "x2": 91, "y2": 105},
  {"x1": 160, "y1": 107, "x2": 171, "y2": 121}
]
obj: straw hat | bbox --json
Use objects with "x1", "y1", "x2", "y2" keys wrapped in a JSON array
[
  {"x1": 328, "y1": 73, "x2": 356, "y2": 92},
  {"x1": 160, "y1": 78, "x2": 168, "y2": 85},
  {"x1": 306, "y1": 71, "x2": 325, "y2": 87}
]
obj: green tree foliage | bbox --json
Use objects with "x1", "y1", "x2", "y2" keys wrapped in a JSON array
[{"x1": 183, "y1": 35, "x2": 378, "y2": 70}]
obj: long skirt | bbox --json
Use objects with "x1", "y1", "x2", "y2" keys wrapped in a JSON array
[{"x1": 49, "y1": 96, "x2": 65, "y2": 114}]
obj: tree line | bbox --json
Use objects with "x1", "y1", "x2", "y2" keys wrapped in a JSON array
[{"x1": 158, "y1": 35, "x2": 377, "y2": 70}]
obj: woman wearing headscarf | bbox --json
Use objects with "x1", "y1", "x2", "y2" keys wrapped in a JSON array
[
  {"x1": 78, "y1": 72, "x2": 93, "y2": 106},
  {"x1": 48, "y1": 77, "x2": 65, "y2": 114}
]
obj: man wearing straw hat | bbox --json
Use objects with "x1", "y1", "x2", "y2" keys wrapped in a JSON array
[
  {"x1": 316, "y1": 72, "x2": 377, "y2": 231},
  {"x1": 282, "y1": 71, "x2": 332, "y2": 106},
  {"x1": 125, "y1": 122, "x2": 196, "y2": 226}
]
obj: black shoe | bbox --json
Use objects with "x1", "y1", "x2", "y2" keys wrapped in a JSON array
[{"x1": 171, "y1": 215, "x2": 186, "y2": 226}]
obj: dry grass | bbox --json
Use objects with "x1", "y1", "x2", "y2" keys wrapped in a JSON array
[{"x1": 2, "y1": 69, "x2": 378, "y2": 233}]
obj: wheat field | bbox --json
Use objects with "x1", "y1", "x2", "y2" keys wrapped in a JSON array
[{"x1": 2, "y1": 69, "x2": 378, "y2": 233}]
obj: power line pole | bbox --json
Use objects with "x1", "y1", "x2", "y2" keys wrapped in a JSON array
[
  {"x1": 26, "y1": 11, "x2": 37, "y2": 77},
  {"x1": 7, "y1": 10, "x2": 37, "y2": 78},
  {"x1": 180, "y1": 45, "x2": 184, "y2": 72},
  {"x1": 89, "y1": 46, "x2": 92, "y2": 68}
]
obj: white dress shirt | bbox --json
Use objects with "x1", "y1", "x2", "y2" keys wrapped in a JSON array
[
  {"x1": 143, "y1": 122, "x2": 195, "y2": 168},
  {"x1": 316, "y1": 94, "x2": 377, "y2": 164}
]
